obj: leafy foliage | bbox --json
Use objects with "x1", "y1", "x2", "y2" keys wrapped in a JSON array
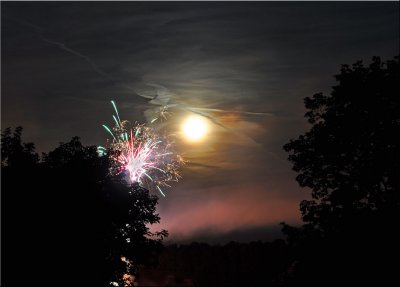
[
  {"x1": 2, "y1": 129, "x2": 167, "y2": 286},
  {"x1": 282, "y1": 56, "x2": 399, "y2": 285}
]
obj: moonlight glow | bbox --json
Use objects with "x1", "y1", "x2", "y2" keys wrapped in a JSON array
[{"x1": 182, "y1": 116, "x2": 208, "y2": 142}]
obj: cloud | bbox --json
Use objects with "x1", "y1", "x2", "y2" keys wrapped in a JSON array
[
  {"x1": 2, "y1": 2, "x2": 398, "y2": 242},
  {"x1": 152, "y1": 182, "x2": 303, "y2": 243}
]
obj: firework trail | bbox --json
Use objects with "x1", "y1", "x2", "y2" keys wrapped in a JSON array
[{"x1": 98, "y1": 101, "x2": 184, "y2": 197}]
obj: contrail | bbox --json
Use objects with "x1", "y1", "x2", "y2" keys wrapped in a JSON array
[
  {"x1": 6, "y1": 15, "x2": 275, "y2": 134},
  {"x1": 38, "y1": 36, "x2": 144, "y2": 95},
  {"x1": 4, "y1": 15, "x2": 140, "y2": 94},
  {"x1": 40, "y1": 37, "x2": 116, "y2": 82}
]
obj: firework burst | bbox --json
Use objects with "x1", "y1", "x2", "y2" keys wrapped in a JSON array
[{"x1": 98, "y1": 101, "x2": 184, "y2": 196}]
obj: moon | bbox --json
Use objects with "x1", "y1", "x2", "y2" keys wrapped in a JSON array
[{"x1": 182, "y1": 116, "x2": 208, "y2": 142}]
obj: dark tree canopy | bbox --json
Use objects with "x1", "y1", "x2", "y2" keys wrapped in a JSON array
[
  {"x1": 1, "y1": 126, "x2": 39, "y2": 167},
  {"x1": 283, "y1": 56, "x2": 399, "y2": 285},
  {"x1": 2, "y1": 128, "x2": 167, "y2": 287}
]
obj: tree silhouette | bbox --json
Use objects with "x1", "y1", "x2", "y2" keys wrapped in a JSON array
[
  {"x1": 1, "y1": 126, "x2": 39, "y2": 167},
  {"x1": 282, "y1": 56, "x2": 399, "y2": 285},
  {"x1": 2, "y1": 129, "x2": 167, "y2": 286}
]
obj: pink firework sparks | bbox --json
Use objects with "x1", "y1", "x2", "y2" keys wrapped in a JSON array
[
  {"x1": 99, "y1": 101, "x2": 184, "y2": 196},
  {"x1": 117, "y1": 130, "x2": 159, "y2": 184}
]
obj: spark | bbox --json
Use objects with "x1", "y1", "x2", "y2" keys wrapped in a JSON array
[
  {"x1": 111, "y1": 100, "x2": 122, "y2": 124},
  {"x1": 99, "y1": 101, "x2": 184, "y2": 196},
  {"x1": 150, "y1": 106, "x2": 172, "y2": 123}
]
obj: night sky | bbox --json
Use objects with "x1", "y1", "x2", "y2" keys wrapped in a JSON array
[{"x1": 2, "y1": 2, "x2": 399, "y2": 243}]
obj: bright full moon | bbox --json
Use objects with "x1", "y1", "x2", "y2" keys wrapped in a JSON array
[{"x1": 182, "y1": 116, "x2": 208, "y2": 142}]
